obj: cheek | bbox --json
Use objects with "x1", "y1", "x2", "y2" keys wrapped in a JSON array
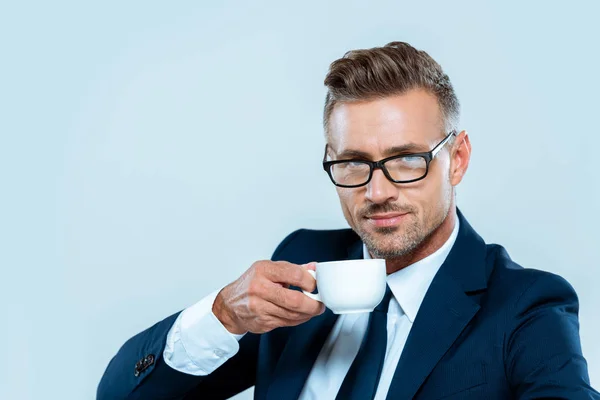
[
  {"x1": 420, "y1": 174, "x2": 452, "y2": 212},
  {"x1": 402, "y1": 176, "x2": 448, "y2": 214},
  {"x1": 336, "y1": 188, "x2": 362, "y2": 216}
]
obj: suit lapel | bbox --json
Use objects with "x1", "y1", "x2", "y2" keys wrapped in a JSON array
[
  {"x1": 266, "y1": 236, "x2": 364, "y2": 400},
  {"x1": 385, "y1": 269, "x2": 480, "y2": 399},
  {"x1": 386, "y1": 209, "x2": 490, "y2": 399}
]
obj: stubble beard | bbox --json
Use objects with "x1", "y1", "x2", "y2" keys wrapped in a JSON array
[{"x1": 357, "y1": 203, "x2": 450, "y2": 260}]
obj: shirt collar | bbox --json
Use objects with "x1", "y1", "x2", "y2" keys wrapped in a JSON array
[{"x1": 363, "y1": 215, "x2": 460, "y2": 322}]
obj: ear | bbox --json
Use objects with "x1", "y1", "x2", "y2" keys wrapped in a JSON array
[{"x1": 449, "y1": 130, "x2": 471, "y2": 186}]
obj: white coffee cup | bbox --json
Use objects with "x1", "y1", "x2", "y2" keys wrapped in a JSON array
[{"x1": 302, "y1": 259, "x2": 387, "y2": 314}]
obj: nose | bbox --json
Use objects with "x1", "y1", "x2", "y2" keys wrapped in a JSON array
[{"x1": 365, "y1": 168, "x2": 399, "y2": 204}]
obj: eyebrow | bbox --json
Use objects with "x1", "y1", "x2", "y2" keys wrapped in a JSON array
[{"x1": 334, "y1": 143, "x2": 428, "y2": 160}]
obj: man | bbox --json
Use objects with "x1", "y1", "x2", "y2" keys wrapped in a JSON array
[{"x1": 97, "y1": 42, "x2": 598, "y2": 399}]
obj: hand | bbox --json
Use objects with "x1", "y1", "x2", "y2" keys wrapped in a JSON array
[{"x1": 212, "y1": 260, "x2": 325, "y2": 334}]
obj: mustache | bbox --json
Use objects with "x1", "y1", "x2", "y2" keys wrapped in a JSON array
[{"x1": 359, "y1": 202, "x2": 415, "y2": 217}]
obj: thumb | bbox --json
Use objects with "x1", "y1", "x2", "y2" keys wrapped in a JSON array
[{"x1": 302, "y1": 261, "x2": 317, "y2": 271}]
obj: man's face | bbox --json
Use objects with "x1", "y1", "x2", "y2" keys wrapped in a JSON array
[{"x1": 327, "y1": 89, "x2": 459, "y2": 259}]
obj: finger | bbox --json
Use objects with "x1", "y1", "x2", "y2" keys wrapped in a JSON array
[
  {"x1": 262, "y1": 261, "x2": 316, "y2": 292},
  {"x1": 246, "y1": 298, "x2": 314, "y2": 333},
  {"x1": 262, "y1": 281, "x2": 325, "y2": 316},
  {"x1": 260, "y1": 299, "x2": 317, "y2": 323},
  {"x1": 254, "y1": 314, "x2": 314, "y2": 333}
]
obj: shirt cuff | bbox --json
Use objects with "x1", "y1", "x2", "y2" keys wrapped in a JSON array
[{"x1": 163, "y1": 287, "x2": 246, "y2": 376}]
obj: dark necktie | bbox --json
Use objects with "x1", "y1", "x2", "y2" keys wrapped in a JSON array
[{"x1": 335, "y1": 284, "x2": 393, "y2": 400}]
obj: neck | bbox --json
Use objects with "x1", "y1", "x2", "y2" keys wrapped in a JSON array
[{"x1": 381, "y1": 206, "x2": 457, "y2": 275}]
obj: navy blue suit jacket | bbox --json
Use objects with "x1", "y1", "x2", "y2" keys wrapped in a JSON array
[{"x1": 98, "y1": 210, "x2": 598, "y2": 399}]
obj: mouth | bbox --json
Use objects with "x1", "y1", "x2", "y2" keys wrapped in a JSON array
[{"x1": 364, "y1": 212, "x2": 409, "y2": 228}]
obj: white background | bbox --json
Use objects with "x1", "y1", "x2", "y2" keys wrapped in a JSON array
[{"x1": 1, "y1": 1, "x2": 598, "y2": 399}]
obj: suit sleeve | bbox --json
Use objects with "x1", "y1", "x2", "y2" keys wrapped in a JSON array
[
  {"x1": 506, "y1": 272, "x2": 600, "y2": 399},
  {"x1": 96, "y1": 310, "x2": 260, "y2": 400},
  {"x1": 96, "y1": 229, "x2": 303, "y2": 400}
]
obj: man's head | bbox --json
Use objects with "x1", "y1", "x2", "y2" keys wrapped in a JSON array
[{"x1": 323, "y1": 41, "x2": 471, "y2": 262}]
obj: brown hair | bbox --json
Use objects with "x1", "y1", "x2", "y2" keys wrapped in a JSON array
[{"x1": 323, "y1": 41, "x2": 459, "y2": 137}]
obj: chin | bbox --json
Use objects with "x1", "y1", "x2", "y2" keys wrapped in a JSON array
[
  {"x1": 361, "y1": 232, "x2": 411, "y2": 258},
  {"x1": 370, "y1": 244, "x2": 415, "y2": 260},
  {"x1": 360, "y1": 221, "x2": 423, "y2": 257}
]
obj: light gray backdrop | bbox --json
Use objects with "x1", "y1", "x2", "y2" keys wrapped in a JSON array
[{"x1": 1, "y1": 1, "x2": 598, "y2": 399}]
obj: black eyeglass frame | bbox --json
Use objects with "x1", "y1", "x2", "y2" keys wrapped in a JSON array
[{"x1": 322, "y1": 130, "x2": 457, "y2": 188}]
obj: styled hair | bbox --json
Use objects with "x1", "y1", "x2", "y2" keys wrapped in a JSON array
[{"x1": 323, "y1": 41, "x2": 460, "y2": 136}]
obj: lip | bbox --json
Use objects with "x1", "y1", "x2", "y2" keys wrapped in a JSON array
[{"x1": 365, "y1": 212, "x2": 408, "y2": 227}]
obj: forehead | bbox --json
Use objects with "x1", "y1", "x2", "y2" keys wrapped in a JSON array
[{"x1": 327, "y1": 89, "x2": 443, "y2": 156}]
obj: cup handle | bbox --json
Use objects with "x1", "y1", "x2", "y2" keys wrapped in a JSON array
[{"x1": 302, "y1": 269, "x2": 322, "y2": 302}]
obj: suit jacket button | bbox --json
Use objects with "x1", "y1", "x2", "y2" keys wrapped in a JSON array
[
  {"x1": 145, "y1": 354, "x2": 155, "y2": 366},
  {"x1": 134, "y1": 354, "x2": 156, "y2": 377}
]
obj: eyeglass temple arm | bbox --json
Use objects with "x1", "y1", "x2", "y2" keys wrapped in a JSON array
[{"x1": 431, "y1": 130, "x2": 457, "y2": 157}]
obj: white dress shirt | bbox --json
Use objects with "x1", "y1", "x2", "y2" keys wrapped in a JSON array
[{"x1": 164, "y1": 216, "x2": 459, "y2": 399}]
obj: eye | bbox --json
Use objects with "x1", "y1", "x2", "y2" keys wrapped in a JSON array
[
  {"x1": 401, "y1": 156, "x2": 423, "y2": 165},
  {"x1": 386, "y1": 156, "x2": 426, "y2": 170},
  {"x1": 346, "y1": 161, "x2": 365, "y2": 168}
]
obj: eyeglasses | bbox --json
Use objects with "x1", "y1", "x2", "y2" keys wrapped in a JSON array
[{"x1": 322, "y1": 130, "x2": 456, "y2": 188}]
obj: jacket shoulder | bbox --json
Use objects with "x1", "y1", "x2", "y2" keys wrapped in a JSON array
[{"x1": 484, "y1": 244, "x2": 578, "y2": 305}]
